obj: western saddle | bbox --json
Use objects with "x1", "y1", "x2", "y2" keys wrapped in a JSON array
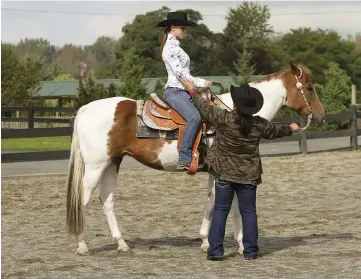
[{"x1": 137, "y1": 93, "x2": 206, "y2": 175}]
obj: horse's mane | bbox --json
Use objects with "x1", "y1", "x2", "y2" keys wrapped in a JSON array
[{"x1": 253, "y1": 64, "x2": 312, "y2": 84}]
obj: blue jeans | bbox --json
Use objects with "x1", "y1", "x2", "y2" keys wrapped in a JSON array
[
  {"x1": 208, "y1": 179, "x2": 259, "y2": 259},
  {"x1": 164, "y1": 87, "x2": 201, "y2": 165}
]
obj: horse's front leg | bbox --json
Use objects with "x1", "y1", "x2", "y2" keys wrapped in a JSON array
[{"x1": 199, "y1": 173, "x2": 215, "y2": 252}]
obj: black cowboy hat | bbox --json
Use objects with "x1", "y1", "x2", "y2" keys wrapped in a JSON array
[
  {"x1": 230, "y1": 84, "x2": 264, "y2": 115},
  {"x1": 157, "y1": 11, "x2": 197, "y2": 28}
]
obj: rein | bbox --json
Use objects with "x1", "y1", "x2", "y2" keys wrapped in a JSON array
[{"x1": 199, "y1": 87, "x2": 232, "y2": 112}]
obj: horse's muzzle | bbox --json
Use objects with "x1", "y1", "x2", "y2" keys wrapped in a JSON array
[{"x1": 313, "y1": 115, "x2": 326, "y2": 126}]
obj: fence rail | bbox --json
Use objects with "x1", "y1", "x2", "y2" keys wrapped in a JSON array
[
  {"x1": 1, "y1": 105, "x2": 360, "y2": 163},
  {"x1": 1, "y1": 104, "x2": 75, "y2": 129}
]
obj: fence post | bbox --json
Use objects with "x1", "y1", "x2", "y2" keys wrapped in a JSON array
[
  {"x1": 56, "y1": 98, "x2": 62, "y2": 118},
  {"x1": 351, "y1": 84, "x2": 357, "y2": 106},
  {"x1": 299, "y1": 116, "x2": 308, "y2": 154},
  {"x1": 69, "y1": 117, "x2": 75, "y2": 141},
  {"x1": 350, "y1": 84, "x2": 358, "y2": 151},
  {"x1": 27, "y1": 102, "x2": 34, "y2": 128},
  {"x1": 350, "y1": 105, "x2": 358, "y2": 150}
]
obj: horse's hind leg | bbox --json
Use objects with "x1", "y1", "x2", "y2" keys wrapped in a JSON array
[
  {"x1": 231, "y1": 196, "x2": 244, "y2": 254},
  {"x1": 199, "y1": 174, "x2": 244, "y2": 254},
  {"x1": 77, "y1": 161, "x2": 109, "y2": 255},
  {"x1": 199, "y1": 173, "x2": 215, "y2": 252},
  {"x1": 99, "y1": 158, "x2": 129, "y2": 252}
]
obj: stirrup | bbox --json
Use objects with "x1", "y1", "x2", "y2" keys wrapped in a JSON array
[{"x1": 176, "y1": 161, "x2": 190, "y2": 171}]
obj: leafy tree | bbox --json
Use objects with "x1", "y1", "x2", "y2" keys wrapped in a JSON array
[
  {"x1": 113, "y1": 7, "x2": 170, "y2": 78},
  {"x1": 14, "y1": 38, "x2": 60, "y2": 80},
  {"x1": 175, "y1": 9, "x2": 226, "y2": 76},
  {"x1": 56, "y1": 44, "x2": 97, "y2": 78},
  {"x1": 111, "y1": 7, "x2": 224, "y2": 78},
  {"x1": 221, "y1": 2, "x2": 274, "y2": 75},
  {"x1": 355, "y1": 32, "x2": 361, "y2": 52},
  {"x1": 223, "y1": 2, "x2": 272, "y2": 46},
  {"x1": 272, "y1": 28, "x2": 360, "y2": 87},
  {"x1": 88, "y1": 36, "x2": 116, "y2": 66},
  {"x1": 315, "y1": 62, "x2": 351, "y2": 113},
  {"x1": 1, "y1": 44, "x2": 42, "y2": 105},
  {"x1": 54, "y1": 73, "x2": 73, "y2": 81}
]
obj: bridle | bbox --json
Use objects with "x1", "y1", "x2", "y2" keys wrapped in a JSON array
[{"x1": 293, "y1": 67, "x2": 313, "y2": 132}]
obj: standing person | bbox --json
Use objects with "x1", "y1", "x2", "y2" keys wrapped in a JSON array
[
  {"x1": 180, "y1": 78, "x2": 301, "y2": 261},
  {"x1": 157, "y1": 11, "x2": 213, "y2": 170}
]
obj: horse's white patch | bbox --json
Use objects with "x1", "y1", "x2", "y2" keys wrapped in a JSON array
[
  {"x1": 218, "y1": 79, "x2": 286, "y2": 121},
  {"x1": 77, "y1": 97, "x2": 132, "y2": 163},
  {"x1": 251, "y1": 79, "x2": 287, "y2": 121},
  {"x1": 158, "y1": 140, "x2": 179, "y2": 171}
]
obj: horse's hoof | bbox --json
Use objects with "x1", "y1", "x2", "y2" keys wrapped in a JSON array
[
  {"x1": 200, "y1": 243, "x2": 209, "y2": 253},
  {"x1": 238, "y1": 247, "x2": 244, "y2": 255},
  {"x1": 76, "y1": 247, "x2": 90, "y2": 256},
  {"x1": 117, "y1": 245, "x2": 131, "y2": 253}
]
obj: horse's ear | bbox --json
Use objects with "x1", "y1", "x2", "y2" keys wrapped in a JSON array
[{"x1": 290, "y1": 60, "x2": 300, "y2": 76}]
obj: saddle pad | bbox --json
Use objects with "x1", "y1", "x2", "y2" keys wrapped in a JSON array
[{"x1": 136, "y1": 115, "x2": 179, "y2": 139}]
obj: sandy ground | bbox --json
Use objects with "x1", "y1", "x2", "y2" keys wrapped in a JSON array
[{"x1": 2, "y1": 150, "x2": 361, "y2": 279}]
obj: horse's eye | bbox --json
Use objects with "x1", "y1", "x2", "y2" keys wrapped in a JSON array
[{"x1": 307, "y1": 85, "x2": 313, "y2": 91}]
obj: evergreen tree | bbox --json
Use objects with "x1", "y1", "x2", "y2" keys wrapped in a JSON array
[
  {"x1": 75, "y1": 73, "x2": 108, "y2": 109},
  {"x1": 117, "y1": 47, "x2": 148, "y2": 99}
]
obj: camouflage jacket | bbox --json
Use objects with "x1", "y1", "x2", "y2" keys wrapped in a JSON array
[{"x1": 191, "y1": 94, "x2": 293, "y2": 184}]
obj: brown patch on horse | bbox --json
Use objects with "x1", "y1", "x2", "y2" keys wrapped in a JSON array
[{"x1": 107, "y1": 100, "x2": 172, "y2": 170}]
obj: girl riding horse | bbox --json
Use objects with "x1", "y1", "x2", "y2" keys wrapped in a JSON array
[{"x1": 158, "y1": 11, "x2": 213, "y2": 170}]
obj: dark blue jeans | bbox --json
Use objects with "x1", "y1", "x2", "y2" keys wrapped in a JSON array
[
  {"x1": 164, "y1": 87, "x2": 201, "y2": 165},
  {"x1": 208, "y1": 179, "x2": 259, "y2": 259}
]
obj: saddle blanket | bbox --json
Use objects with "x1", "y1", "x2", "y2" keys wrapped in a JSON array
[{"x1": 136, "y1": 115, "x2": 179, "y2": 139}]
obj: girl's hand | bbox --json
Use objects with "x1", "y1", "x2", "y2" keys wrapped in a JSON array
[
  {"x1": 204, "y1": 80, "x2": 213, "y2": 88},
  {"x1": 180, "y1": 78, "x2": 196, "y2": 92}
]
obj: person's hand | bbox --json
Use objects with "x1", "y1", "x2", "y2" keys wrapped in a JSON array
[
  {"x1": 204, "y1": 80, "x2": 213, "y2": 88},
  {"x1": 289, "y1": 123, "x2": 301, "y2": 133},
  {"x1": 179, "y1": 78, "x2": 196, "y2": 92}
]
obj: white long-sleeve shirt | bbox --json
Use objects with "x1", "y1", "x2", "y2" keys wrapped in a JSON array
[{"x1": 162, "y1": 33, "x2": 206, "y2": 90}]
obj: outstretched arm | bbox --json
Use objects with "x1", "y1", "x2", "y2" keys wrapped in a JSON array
[{"x1": 262, "y1": 120, "x2": 300, "y2": 139}]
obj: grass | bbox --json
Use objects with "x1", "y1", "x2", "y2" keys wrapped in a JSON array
[{"x1": 1, "y1": 137, "x2": 71, "y2": 152}]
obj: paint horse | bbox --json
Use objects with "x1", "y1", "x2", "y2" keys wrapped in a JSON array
[{"x1": 66, "y1": 61, "x2": 325, "y2": 255}]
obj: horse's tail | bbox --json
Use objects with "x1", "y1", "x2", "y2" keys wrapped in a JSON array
[{"x1": 66, "y1": 106, "x2": 86, "y2": 238}]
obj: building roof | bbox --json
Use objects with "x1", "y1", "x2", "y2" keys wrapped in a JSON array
[{"x1": 33, "y1": 76, "x2": 264, "y2": 98}]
